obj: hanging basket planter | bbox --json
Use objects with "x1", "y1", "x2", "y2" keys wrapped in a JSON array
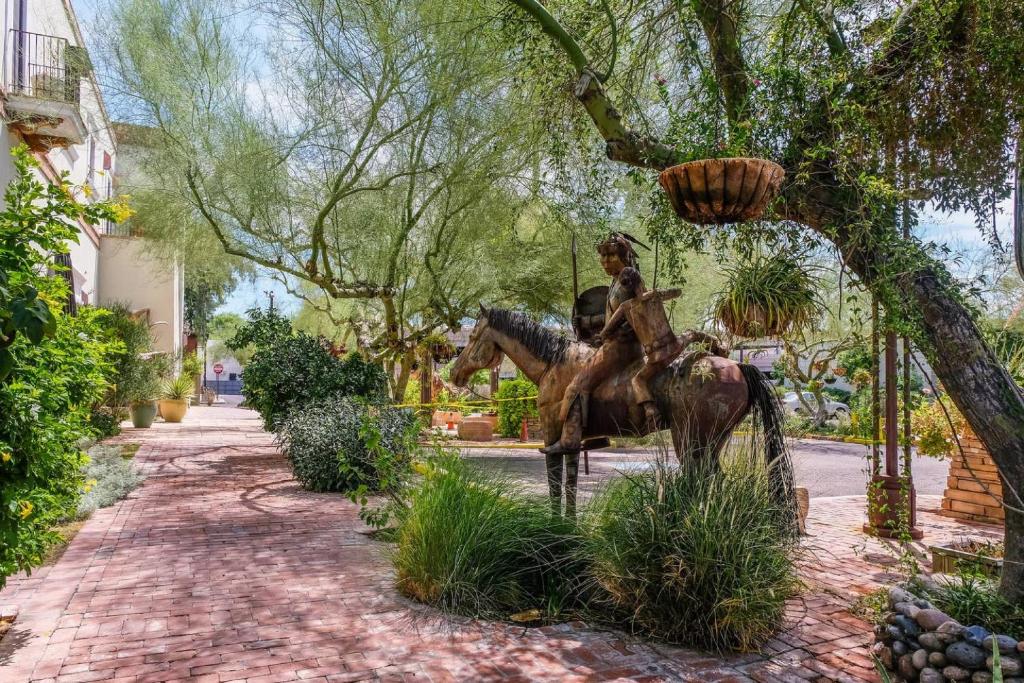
[
  {"x1": 658, "y1": 157, "x2": 785, "y2": 225},
  {"x1": 712, "y1": 255, "x2": 822, "y2": 339}
]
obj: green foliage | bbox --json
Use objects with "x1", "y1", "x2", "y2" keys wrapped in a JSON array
[
  {"x1": 393, "y1": 453, "x2": 583, "y2": 619},
  {"x1": 160, "y1": 375, "x2": 195, "y2": 401},
  {"x1": 713, "y1": 255, "x2": 822, "y2": 338},
  {"x1": 924, "y1": 574, "x2": 1024, "y2": 640},
  {"x1": 241, "y1": 333, "x2": 388, "y2": 429},
  {"x1": 275, "y1": 400, "x2": 418, "y2": 493},
  {"x1": 495, "y1": 378, "x2": 539, "y2": 437},
  {"x1": 0, "y1": 146, "x2": 119, "y2": 379},
  {"x1": 88, "y1": 406, "x2": 124, "y2": 439},
  {"x1": 583, "y1": 453, "x2": 799, "y2": 651},
  {"x1": 181, "y1": 352, "x2": 203, "y2": 380},
  {"x1": 226, "y1": 306, "x2": 292, "y2": 352},
  {"x1": 912, "y1": 398, "x2": 966, "y2": 459},
  {"x1": 0, "y1": 307, "x2": 115, "y2": 587},
  {"x1": 822, "y1": 387, "x2": 852, "y2": 403},
  {"x1": 101, "y1": 303, "x2": 160, "y2": 405},
  {"x1": 77, "y1": 444, "x2": 143, "y2": 519},
  {"x1": 0, "y1": 148, "x2": 124, "y2": 588}
]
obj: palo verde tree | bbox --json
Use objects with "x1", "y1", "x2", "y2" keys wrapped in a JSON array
[
  {"x1": 461, "y1": 0, "x2": 1024, "y2": 602},
  {"x1": 97, "y1": 0, "x2": 565, "y2": 399}
]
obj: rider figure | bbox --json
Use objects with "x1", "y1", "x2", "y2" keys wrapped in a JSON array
[{"x1": 542, "y1": 233, "x2": 646, "y2": 457}]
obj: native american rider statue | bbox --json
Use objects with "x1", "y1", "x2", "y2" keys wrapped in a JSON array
[{"x1": 542, "y1": 233, "x2": 691, "y2": 457}]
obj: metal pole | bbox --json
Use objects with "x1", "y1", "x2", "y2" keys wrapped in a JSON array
[
  {"x1": 884, "y1": 331, "x2": 899, "y2": 477},
  {"x1": 871, "y1": 298, "x2": 880, "y2": 475}
]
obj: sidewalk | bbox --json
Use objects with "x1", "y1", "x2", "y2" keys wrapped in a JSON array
[{"x1": 0, "y1": 406, "x2": 1002, "y2": 682}]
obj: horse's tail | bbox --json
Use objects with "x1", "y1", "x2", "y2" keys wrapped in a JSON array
[{"x1": 739, "y1": 363, "x2": 797, "y2": 529}]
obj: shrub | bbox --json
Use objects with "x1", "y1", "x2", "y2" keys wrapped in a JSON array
[
  {"x1": 88, "y1": 406, "x2": 124, "y2": 439},
  {"x1": 823, "y1": 386, "x2": 852, "y2": 403},
  {"x1": 276, "y1": 399, "x2": 417, "y2": 492},
  {"x1": 226, "y1": 305, "x2": 292, "y2": 352},
  {"x1": 583, "y1": 453, "x2": 799, "y2": 651},
  {"x1": 495, "y1": 377, "x2": 538, "y2": 437},
  {"x1": 77, "y1": 445, "x2": 143, "y2": 518},
  {"x1": 912, "y1": 398, "x2": 966, "y2": 459},
  {"x1": 923, "y1": 573, "x2": 1024, "y2": 639},
  {"x1": 393, "y1": 454, "x2": 583, "y2": 619},
  {"x1": 242, "y1": 335, "x2": 388, "y2": 429}
]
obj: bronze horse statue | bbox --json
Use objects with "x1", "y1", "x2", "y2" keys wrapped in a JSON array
[{"x1": 450, "y1": 306, "x2": 794, "y2": 515}]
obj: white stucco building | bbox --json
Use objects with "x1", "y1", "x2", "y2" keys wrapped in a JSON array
[{"x1": 0, "y1": 0, "x2": 185, "y2": 356}]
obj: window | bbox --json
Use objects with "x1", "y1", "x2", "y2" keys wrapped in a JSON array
[{"x1": 228, "y1": 373, "x2": 237, "y2": 382}]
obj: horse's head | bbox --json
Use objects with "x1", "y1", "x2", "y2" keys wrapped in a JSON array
[{"x1": 450, "y1": 305, "x2": 505, "y2": 387}]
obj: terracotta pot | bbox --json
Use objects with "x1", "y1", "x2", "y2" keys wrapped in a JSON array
[
  {"x1": 158, "y1": 399, "x2": 188, "y2": 423},
  {"x1": 130, "y1": 400, "x2": 157, "y2": 428},
  {"x1": 658, "y1": 157, "x2": 785, "y2": 224}
]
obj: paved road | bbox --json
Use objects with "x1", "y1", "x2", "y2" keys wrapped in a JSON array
[{"x1": 462, "y1": 437, "x2": 950, "y2": 501}]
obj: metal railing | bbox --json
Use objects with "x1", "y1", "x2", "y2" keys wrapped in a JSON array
[{"x1": 4, "y1": 29, "x2": 82, "y2": 103}]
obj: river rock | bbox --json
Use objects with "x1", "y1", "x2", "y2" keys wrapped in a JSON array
[
  {"x1": 947, "y1": 642, "x2": 987, "y2": 669},
  {"x1": 943, "y1": 665, "x2": 972, "y2": 681},
  {"x1": 890, "y1": 586, "x2": 915, "y2": 606},
  {"x1": 993, "y1": 656, "x2": 1024, "y2": 677},
  {"x1": 876, "y1": 643, "x2": 894, "y2": 669},
  {"x1": 964, "y1": 626, "x2": 991, "y2": 648},
  {"x1": 917, "y1": 609, "x2": 955, "y2": 631},
  {"x1": 1019, "y1": 639, "x2": 1024, "y2": 653},
  {"x1": 893, "y1": 639, "x2": 910, "y2": 656},
  {"x1": 983, "y1": 634, "x2": 1019, "y2": 655},
  {"x1": 899, "y1": 603, "x2": 923, "y2": 620},
  {"x1": 938, "y1": 620, "x2": 966, "y2": 636},
  {"x1": 896, "y1": 615, "x2": 923, "y2": 637},
  {"x1": 899, "y1": 653, "x2": 918, "y2": 680},
  {"x1": 928, "y1": 651, "x2": 947, "y2": 668},
  {"x1": 914, "y1": 597, "x2": 933, "y2": 609},
  {"x1": 919, "y1": 633, "x2": 944, "y2": 651},
  {"x1": 911, "y1": 648, "x2": 929, "y2": 669},
  {"x1": 972, "y1": 673, "x2": 992, "y2": 683},
  {"x1": 919, "y1": 668, "x2": 943, "y2": 683}
]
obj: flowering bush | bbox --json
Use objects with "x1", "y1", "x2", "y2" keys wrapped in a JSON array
[
  {"x1": 912, "y1": 398, "x2": 966, "y2": 459},
  {"x1": 0, "y1": 147, "x2": 123, "y2": 588}
]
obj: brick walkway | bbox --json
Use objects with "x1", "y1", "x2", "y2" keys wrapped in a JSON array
[{"x1": 0, "y1": 407, "x2": 1003, "y2": 683}]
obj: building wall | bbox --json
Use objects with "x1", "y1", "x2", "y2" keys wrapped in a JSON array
[
  {"x1": 97, "y1": 235, "x2": 184, "y2": 356},
  {"x1": 0, "y1": 0, "x2": 117, "y2": 305}
]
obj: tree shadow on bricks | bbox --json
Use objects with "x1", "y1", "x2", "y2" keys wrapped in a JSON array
[{"x1": 0, "y1": 625, "x2": 33, "y2": 666}]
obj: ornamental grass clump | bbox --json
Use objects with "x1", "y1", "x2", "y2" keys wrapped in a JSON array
[
  {"x1": 583, "y1": 451, "x2": 800, "y2": 652},
  {"x1": 393, "y1": 455, "x2": 584, "y2": 620},
  {"x1": 714, "y1": 255, "x2": 822, "y2": 338}
]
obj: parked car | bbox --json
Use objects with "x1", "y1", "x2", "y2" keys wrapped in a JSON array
[{"x1": 780, "y1": 391, "x2": 850, "y2": 419}]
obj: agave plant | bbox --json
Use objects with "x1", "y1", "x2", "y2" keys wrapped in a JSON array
[
  {"x1": 713, "y1": 255, "x2": 822, "y2": 338},
  {"x1": 160, "y1": 374, "x2": 195, "y2": 401}
]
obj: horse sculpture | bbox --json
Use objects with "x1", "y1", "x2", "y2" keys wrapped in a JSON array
[{"x1": 450, "y1": 306, "x2": 793, "y2": 515}]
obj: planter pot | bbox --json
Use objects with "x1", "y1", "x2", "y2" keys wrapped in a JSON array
[
  {"x1": 158, "y1": 399, "x2": 189, "y2": 423},
  {"x1": 930, "y1": 540, "x2": 1003, "y2": 578},
  {"x1": 130, "y1": 400, "x2": 158, "y2": 428},
  {"x1": 658, "y1": 157, "x2": 785, "y2": 225}
]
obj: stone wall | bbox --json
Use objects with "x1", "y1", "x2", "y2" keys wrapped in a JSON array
[
  {"x1": 940, "y1": 429, "x2": 1004, "y2": 525},
  {"x1": 874, "y1": 586, "x2": 1023, "y2": 682}
]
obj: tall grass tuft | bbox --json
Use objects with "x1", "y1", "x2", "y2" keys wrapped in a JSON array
[
  {"x1": 583, "y1": 450, "x2": 800, "y2": 651},
  {"x1": 393, "y1": 454, "x2": 583, "y2": 619}
]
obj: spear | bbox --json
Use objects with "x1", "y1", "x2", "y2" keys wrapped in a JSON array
[{"x1": 571, "y1": 235, "x2": 580, "y2": 339}]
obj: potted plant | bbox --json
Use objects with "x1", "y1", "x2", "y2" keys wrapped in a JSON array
[
  {"x1": 658, "y1": 157, "x2": 785, "y2": 224},
  {"x1": 127, "y1": 369, "x2": 160, "y2": 428},
  {"x1": 158, "y1": 375, "x2": 194, "y2": 423},
  {"x1": 713, "y1": 255, "x2": 821, "y2": 338},
  {"x1": 930, "y1": 539, "x2": 1003, "y2": 578}
]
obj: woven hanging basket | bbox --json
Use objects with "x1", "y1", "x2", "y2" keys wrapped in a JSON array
[
  {"x1": 717, "y1": 303, "x2": 791, "y2": 338},
  {"x1": 658, "y1": 157, "x2": 785, "y2": 225}
]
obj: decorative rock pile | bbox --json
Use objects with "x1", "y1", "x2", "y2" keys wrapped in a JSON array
[{"x1": 873, "y1": 586, "x2": 1024, "y2": 682}]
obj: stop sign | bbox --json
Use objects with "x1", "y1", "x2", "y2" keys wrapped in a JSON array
[{"x1": 213, "y1": 363, "x2": 224, "y2": 375}]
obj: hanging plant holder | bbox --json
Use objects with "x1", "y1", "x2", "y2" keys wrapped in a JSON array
[
  {"x1": 658, "y1": 157, "x2": 785, "y2": 224},
  {"x1": 716, "y1": 303, "x2": 791, "y2": 338}
]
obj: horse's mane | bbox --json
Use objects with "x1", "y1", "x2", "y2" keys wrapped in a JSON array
[{"x1": 484, "y1": 308, "x2": 571, "y2": 365}]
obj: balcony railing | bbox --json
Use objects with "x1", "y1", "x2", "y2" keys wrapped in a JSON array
[{"x1": 4, "y1": 29, "x2": 83, "y2": 103}]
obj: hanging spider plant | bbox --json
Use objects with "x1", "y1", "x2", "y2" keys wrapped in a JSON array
[{"x1": 713, "y1": 255, "x2": 823, "y2": 338}]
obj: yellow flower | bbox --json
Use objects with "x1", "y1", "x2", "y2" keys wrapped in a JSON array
[
  {"x1": 18, "y1": 501, "x2": 33, "y2": 519},
  {"x1": 1, "y1": 452, "x2": 10, "y2": 463},
  {"x1": 82, "y1": 183, "x2": 93, "y2": 198},
  {"x1": 111, "y1": 201, "x2": 135, "y2": 223}
]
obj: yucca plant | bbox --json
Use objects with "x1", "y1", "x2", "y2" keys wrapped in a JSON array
[
  {"x1": 159, "y1": 375, "x2": 195, "y2": 401},
  {"x1": 713, "y1": 255, "x2": 822, "y2": 338}
]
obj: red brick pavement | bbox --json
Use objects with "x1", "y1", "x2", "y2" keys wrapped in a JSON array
[{"x1": 0, "y1": 407, "x2": 1003, "y2": 682}]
